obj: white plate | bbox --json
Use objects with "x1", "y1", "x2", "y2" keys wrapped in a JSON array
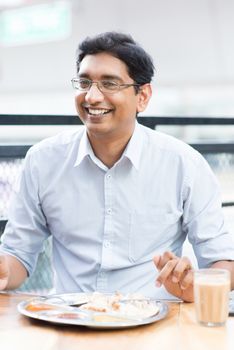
[{"x1": 17, "y1": 293, "x2": 169, "y2": 329}]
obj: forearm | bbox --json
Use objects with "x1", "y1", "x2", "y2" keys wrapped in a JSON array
[
  {"x1": 1, "y1": 254, "x2": 27, "y2": 290},
  {"x1": 210, "y1": 260, "x2": 234, "y2": 290}
]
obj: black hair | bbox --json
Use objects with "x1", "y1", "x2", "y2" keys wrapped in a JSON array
[{"x1": 76, "y1": 32, "x2": 155, "y2": 93}]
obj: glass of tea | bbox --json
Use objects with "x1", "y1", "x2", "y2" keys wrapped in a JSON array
[{"x1": 194, "y1": 269, "x2": 231, "y2": 327}]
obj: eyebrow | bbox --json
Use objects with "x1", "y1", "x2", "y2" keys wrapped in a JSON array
[{"x1": 78, "y1": 73, "x2": 123, "y2": 82}]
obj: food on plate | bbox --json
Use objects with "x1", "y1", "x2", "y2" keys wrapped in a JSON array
[
  {"x1": 18, "y1": 292, "x2": 168, "y2": 328},
  {"x1": 25, "y1": 302, "x2": 58, "y2": 312},
  {"x1": 53, "y1": 312, "x2": 85, "y2": 320},
  {"x1": 23, "y1": 292, "x2": 160, "y2": 321},
  {"x1": 80, "y1": 292, "x2": 159, "y2": 318}
]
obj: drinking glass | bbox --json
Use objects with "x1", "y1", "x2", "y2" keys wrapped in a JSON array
[{"x1": 194, "y1": 269, "x2": 230, "y2": 327}]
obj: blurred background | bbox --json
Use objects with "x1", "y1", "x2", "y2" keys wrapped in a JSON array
[
  {"x1": 1, "y1": 0, "x2": 234, "y2": 143},
  {"x1": 0, "y1": 0, "x2": 234, "y2": 117},
  {"x1": 0, "y1": 0, "x2": 234, "y2": 291}
]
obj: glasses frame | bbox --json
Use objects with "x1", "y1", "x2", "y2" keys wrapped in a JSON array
[{"x1": 71, "y1": 78, "x2": 140, "y2": 94}]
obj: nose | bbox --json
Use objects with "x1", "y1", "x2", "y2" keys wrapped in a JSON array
[{"x1": 84, "y1": 82, "x2": 105, "y2": 104}]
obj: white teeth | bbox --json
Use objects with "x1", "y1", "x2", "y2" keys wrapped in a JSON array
[{"x1": 88, "y1": 108, "x2": 109, "y2": 115}]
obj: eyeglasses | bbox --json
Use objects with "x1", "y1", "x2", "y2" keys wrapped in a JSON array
[{"x1": 71, "y1": 78, "x2": 140, "y2": 94}]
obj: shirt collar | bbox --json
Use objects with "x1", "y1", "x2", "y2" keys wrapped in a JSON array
[
  {"x1": 74, "y1": 121, "x2": 144, "y2": 170},
  {"x1": 74, "y1": 129, "x2": 93, "y2": 167},
  {"x1": 123, "y1": 121, "x2": 143, "y2": 170}
]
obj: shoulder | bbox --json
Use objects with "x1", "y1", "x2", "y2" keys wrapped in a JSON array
[
  {"x1": 139, "y1": 123, "x2": 202, "y2": 162},
  {"x1": 27, "y1": 126, "x2": 85, "y2": 158},
  {"x1": 139, "y1": 124, "x2": 217, "y2": 191},
  {"x1": 138, "y1": 123, "x2": 212, "y2": 181}
]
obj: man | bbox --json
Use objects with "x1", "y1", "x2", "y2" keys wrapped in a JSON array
[{"x1": 0, "y1": 32, "x2": 234, "y2": 301}]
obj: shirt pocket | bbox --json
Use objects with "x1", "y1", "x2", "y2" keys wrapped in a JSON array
[{"x1": 128, "y1": 211, "x2": 179, "y2": 263}]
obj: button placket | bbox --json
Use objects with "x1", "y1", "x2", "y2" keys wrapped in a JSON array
[
  {"x1": 104, "y1": 240, "x2": 111, "y2": 248},
  {"x1": 96, "y1": 270, "x2": 107, "y2": 291},
  {"x1": 101, "y1": 172, "x2": 114, "y2": 269}
]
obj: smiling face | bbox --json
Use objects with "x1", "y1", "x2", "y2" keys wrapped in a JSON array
[{"x1": 74, "y1": 52, "x2": 152, "y2": 142}]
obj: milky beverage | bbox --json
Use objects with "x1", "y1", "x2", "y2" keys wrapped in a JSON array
[{"x1": 194, "y1": 269, "x2": 230, "y2": 326}]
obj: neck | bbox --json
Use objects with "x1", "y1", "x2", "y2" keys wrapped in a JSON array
[{"x1": 88, "y1": 130, "x2": 134, "y2": 168}]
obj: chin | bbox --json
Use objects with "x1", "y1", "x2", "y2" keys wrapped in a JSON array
[{"x1": 88, "y1": 124, "x2": 114, "y2": 137}]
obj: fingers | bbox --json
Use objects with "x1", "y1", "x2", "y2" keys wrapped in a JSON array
[
  {"x1": 179, "y1": 269, "x2": 194, "y2": 290},
  {"x1": 171, "y1": 256, "x2": 191, "y2": 283},
  {"x1": 153, "y1": 251, "x2": 176, "y2": 270},
  {"x1": 0, "y1": 254, "x2": 9, "y2": 290},
  {"x1": 154, "y1": 252, "x2": 193, "y2": 290},
  {"x1": 153, "y1": 255, "x2": 160, "y2": 268},
  {"x1": 0, "y1": 254, "x2": 6, "y2": 269},
  {"x1": 156, "y1": 257, "x2": 178, "y2": 287}
]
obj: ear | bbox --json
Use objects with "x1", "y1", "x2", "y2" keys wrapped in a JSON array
[{"x1": 136, "y1": 84, "x2": 152, "y2": 113}]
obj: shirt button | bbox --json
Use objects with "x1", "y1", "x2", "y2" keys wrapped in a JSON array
[
  {"x1": 107, "y1": 208, "x2": 112, "y2": 214},
  {"x1": 107, "y1": 174, "x2": 111, "y2": 179},
  {"x1": 104, "y1": 240, "x2": 111, "y2": 248}
]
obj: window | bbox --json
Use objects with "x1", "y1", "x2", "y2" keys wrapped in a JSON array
[{"x1": 0, "y1": 1, "x2": 71, "y2": 46}]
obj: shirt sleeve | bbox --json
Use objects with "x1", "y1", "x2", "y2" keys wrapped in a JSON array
[
  {"x1": 0, "y1": 149, "x2": 50, "y2": 276},
  {"x1": 182, "y1": 153, "x2": 234, "y2": 267}
]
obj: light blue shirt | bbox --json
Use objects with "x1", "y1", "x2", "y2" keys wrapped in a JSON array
[{"x1": 1, "y1": 122, "x2": 234, "y2": 298}]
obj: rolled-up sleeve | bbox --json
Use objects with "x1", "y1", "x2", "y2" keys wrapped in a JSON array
[
  {"x1": 182, "y1": 153, "x2": 234, "y2": 267},
  {"x1": 0, "y1": 149, "x2": 50, "y2": 275}
]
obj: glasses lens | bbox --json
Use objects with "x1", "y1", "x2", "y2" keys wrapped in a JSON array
[
  {"x1": 100, "y1": 80, "x2": 119, "y2": 93},
  {"x1": 71, "y1": 78, "x2": 120, "y2": 93},
  {"x1": 77, "y1": 78, "x2": 92, "y2": 91}
]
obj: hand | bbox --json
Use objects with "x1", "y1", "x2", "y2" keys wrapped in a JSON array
[
  {"x1": 0, "y1": 254, "x2": 10, "y2": 290},
  {"x1": 153, "y1": 251, "x2": 194, "y2": 302}
]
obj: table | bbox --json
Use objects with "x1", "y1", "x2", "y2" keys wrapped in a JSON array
[{"x1": 0, "y1": 292, "x2": 234, "y2": 350}]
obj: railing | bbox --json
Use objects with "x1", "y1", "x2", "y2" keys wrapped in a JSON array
[{"x1": 1, "y1": 114, "x2": 234, "y2": 154}]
